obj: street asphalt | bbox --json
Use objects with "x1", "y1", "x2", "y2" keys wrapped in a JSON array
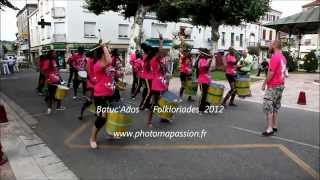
[{"x1": 0, "y1": 69, "x2": 319, "y2": 180}]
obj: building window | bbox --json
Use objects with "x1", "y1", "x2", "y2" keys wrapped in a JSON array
[
  {"x1": 240, "y1": 34, "x2": 243, "y2": 47},
  {"x1": 221, "y1": 32, "x2": 225, "y2": 46},
  {"x1": 269, "y1": 30, "x2": 273, "y2": 40},
  {"x1": 263, "y1": 29, "x2": 266, "y2": 40},
  {"x1": 54, "y1": 22, "x2": 65, "y2": 34},
  {"x1": 151, "y1": 23, "x2": 167, "y2": 38},
  {"x1": 231, "y1": 32, "x2": 234, "y2": 46},
  {"x1": 118, "y1": 24, "x2": 129, "y2": 38},
  {"x1": 304, "y1": 39, "x2": 311, "y2": 46},
  {"x1": 46, "y1": 26, "x2": 51, "y2": 39},
  {"x1": 84, "y1": 22, "x2": 96, "y2": 37}
]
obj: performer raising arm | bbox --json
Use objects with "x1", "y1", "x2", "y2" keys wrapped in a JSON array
[{"x1": 89, "y1": 43, "x2": 113, "y2": 149}]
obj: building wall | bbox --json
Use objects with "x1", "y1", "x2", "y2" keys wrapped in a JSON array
[{"x1": 29, "y1": 0, "x2": 282, "y2": 67}]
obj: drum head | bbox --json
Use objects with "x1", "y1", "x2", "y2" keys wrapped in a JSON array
[
  {"x1": 162, "y1": 91, "x2": 179, "y2": 102},
  {"x1": 210, "y1": 83, "x2": 225, "y2": 89},
  {"x1": 57, "y1": 85, "x2": 70, "y2": 90},
  {"x1": 78, "y1": 71, "x2": 87, "y2": 78}
]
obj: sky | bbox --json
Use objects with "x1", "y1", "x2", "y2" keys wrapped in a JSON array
[{"x1": 0, "y1": 0, "x2": 315, "y2": 41}]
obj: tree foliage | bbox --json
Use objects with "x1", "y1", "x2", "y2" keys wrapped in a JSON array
[
  {"x1": 156, "y1": 0, "x2": 270, "y2": 26},
  {"x1": 303, "y1": 50, "x2": 318, "y2": 72},
  {"x1": 0, "y1": 0, "x2": 19, "y2": 10},
  {"x1": 84, "y1": 0, "x2": 160, "y2": 17}
]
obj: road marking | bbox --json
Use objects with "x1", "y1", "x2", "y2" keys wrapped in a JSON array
[
  {"x1": 64, "y1": 123, "x2": 319, "y2": 179},
  {"x1": 231, "y1": 126, "x2": 320, "y2": 150},
  {"x1": 278, "y1": 144, "x2": 320, "y2": 180}
]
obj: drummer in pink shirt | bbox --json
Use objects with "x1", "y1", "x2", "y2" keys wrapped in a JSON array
[
  {"x1": 197, "y1": 48, "x2": 213, "y2": 113},
  {"x1": 222, "y1": 47, "x2": 238, "y2": 106},
  {"x1": 131, "y1": 51, "x2": 144, "y2": 99},
  {"x1": 78, "y1": 51, "x2": 96, "y2": 120},
  {"x1": 179, "y1": 50, "x2": 193, "y2": 101},
  {"x1": 89, "y1": 43, "x2": 114, "y2": 149},
  {"x1": 68, "y1": 47, "x2": 87, "y2": 99},
  {"x1": 138, "y1": 43, "x2": 154, "y2": 110},
  {"x1": 261, "y1": 40, "x2": 287, "y2": 136},
  {"x1": 146, "y1": 35, "x2": 170, "y2": 127}
]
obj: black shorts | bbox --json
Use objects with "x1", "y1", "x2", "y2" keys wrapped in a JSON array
[
  {"x1": 180, "y1": 73, "x2": 192, "y2": 83},
  {"x1": 226, "y1": 74, "x2": 236, "y2": 84}
]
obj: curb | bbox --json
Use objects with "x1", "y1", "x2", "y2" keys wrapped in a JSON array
[{"x1": 0, "y1": 92, "x2": 79, "y2": 180}]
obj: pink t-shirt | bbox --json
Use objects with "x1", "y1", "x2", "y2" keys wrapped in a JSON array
[
  {"x1": 42, "y1": 59, "x2": 60, "y2": 84},
  {"x1": 93, "y1": 61, "x2": 114, "y2": 97},
  {"x1": 179, "y1": 57, "x2": 192, "y2": 74},
  {"x1": 225, "y1": 54, "x2": 237, "y2": 75},
  {"x1": 134, "y1": 58, "x2": 143, "y2": 75},
  {"x1": 151, "y1": 57, "x2": 167, "y2": 92},
  {"x1": 198, "y1": 58, "x2": 211, "y2": 84},
  {"x1": 70, "y1": 53, "x2": 86, "y2": 70},
  {"x1": 140, "y1": 55, "x2": 152, "y2": 80},
  {"x1": 267, "y1": 51, "x2": 287, "y2": 88},
  {"x1": 86, "y1": 58, "x2": 96, "y2": 89}
]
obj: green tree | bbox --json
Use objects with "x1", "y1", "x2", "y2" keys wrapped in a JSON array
[
  {"x1": 156, "y1": 0, "x2": 270, "y2": 53},
  {"x1": 0, "y1": 0, "x2": 19, "y2": 10},
  {"x1": 85, "y1": 0, "x2": 161, "y2": 52},
  {"x1": 303, "y1": 50, "x2": 318, "y2": 72},
  {"x1": 2, "y1": 45, "x2": 8, "y2": 55}
]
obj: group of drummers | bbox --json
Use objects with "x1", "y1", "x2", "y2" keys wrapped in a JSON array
[{"x1": 36, "y1": 33, "x2": 254, "y2": 149}]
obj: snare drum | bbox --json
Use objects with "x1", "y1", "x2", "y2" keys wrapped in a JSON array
[
  {"x1": 184, "y1": 80, "x2": 198, "y2": 96},
  {"x1": 78, "y1": 70, "x2": 87, "y2": 81},
  {"x1": 54, "y1": 85, "x2": 69, "y2": 100},
  {"x1": 155, "y1": 91, "x2": 179, "y2": 120},
  {"x1": 116, "y1": 80, "x2": 127, "y2": 91},
  {"x1": 207, "y1": 83, "x2": 224, "y2": 105},
  {"x1": 235, "y1": 78, "x2": 251, "y2": 97},
  {"x1": 105, "y1": 103, "x2": 132, "y2": 136}
]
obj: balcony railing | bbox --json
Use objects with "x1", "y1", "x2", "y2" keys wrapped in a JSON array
[
  {"x1": 52, "y1": 7, "x2": 65, "y2": 18},
  {"x1": 53, "y1": 34, "x2": 66, "y2": 42}
]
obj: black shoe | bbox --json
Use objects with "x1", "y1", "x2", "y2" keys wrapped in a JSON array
[
  {"x1": 272, "y1": 128, "x2": 278, "y2": 132},
  {"x1": 262, "y1": 131, "x2": 274, "y2": 136},
  {"x1": 78, "y1": 116, "x2": 83, "y2": 120},
  {"x1": 187, "y1": 97, "x2": 195, "y2": 102},
  {"x1": 160, "y1": 119, "x2": 171, "y2": 123}
]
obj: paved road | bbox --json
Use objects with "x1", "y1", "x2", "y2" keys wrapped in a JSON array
[{"x1": 0, "y1": 70, "x2": 319, "y2": 180}]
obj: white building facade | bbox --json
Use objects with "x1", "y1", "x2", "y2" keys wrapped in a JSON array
[{"x1": 28, "y1": 0, "x2": 281, "y2": 68}]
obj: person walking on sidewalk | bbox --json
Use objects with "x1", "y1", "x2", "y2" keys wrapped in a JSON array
[
  {"x1": 90, "y1": 43, "x2": 113, "y2": 149},
  {"x1": 43, "y1": 50, "x2": 65, "y2": 114},
  {"x1": 222, "y1": 47, "x2": 238, "y2": 107},
  {"x1": 261, "y1": 40, "x2": 287, "y2": 136}
]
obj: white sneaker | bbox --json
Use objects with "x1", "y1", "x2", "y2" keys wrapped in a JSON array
[
  {"x1": 47, "y1": 108, "x2": 52, "y2": 114},
  {"x1": 56, "y1": 106, "x2": 66, "y2": 111},
  {"x1": 90, "y1": 140, "x2": 98, "y2": 149},
  {"x1": 73, "y1": 96, "x2": 77, "y2": 100}
]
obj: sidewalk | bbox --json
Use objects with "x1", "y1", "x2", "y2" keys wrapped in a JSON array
[
  {"x1": 0, "y1": 92, "x2": 78, "y2": 180},
  {"x1": 242, "y1": 73, "x2": 320, "y2": 112}
]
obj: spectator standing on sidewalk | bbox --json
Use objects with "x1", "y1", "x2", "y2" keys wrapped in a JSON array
[
  {"x1": 261, "y1": 40, "x2": 287, "y2": 136},
  {"x1": 257, "y1": 58, "x2": 269, "y2": 77}
]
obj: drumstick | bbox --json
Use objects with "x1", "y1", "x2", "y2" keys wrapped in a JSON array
[{"x1": 89, "y1": 41, "x2": 111, "y2": 52}]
